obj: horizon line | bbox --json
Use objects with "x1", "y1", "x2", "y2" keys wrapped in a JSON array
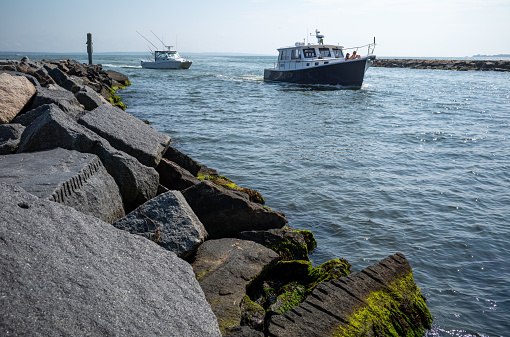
[{"x1": 1, "y1": 51, "x2": 510, "y2": 59}]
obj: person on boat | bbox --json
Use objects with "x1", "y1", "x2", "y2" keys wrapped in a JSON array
[
  {"x1": 345, "y1": 53, "x2": 350, "y2": 60},
  {"x1": 351, "y1": 51, "x2": 360, "y2": 60}
]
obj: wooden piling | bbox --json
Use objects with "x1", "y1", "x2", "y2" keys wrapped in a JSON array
[{"x1": 86, "y1": 33, "x2": 93, "y2": 65}]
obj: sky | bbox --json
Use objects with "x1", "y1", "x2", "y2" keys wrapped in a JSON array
[{"x1": 0, "y1": 0, "x2": 509, "y2": 57}]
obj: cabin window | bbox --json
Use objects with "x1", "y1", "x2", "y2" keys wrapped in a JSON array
[
  {"x1": 319, "y1": 48, "x2": 331, "y2": 58},
  {"x1": 306, "y1": 63, "x2": 310, "y2": 66},
  {"x1": 315, "y1": 62, "x2": 319, "y2": 66},
  {"x1": 303, "y1": 48, "x2": 316, "y2": 58},
  {"x1": 291, "y1": 49, "x2": 301, "y2": 60},
  {"x1": 279, "y1": 50, "x2": 291, "y2": 60},
  {"x1": 333, "y1": 49, "x2": 344, "y2": 58}
]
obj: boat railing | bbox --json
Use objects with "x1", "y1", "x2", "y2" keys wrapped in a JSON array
[{"x1": 343, "y1": 40, "x2": 376, "y2": 56}]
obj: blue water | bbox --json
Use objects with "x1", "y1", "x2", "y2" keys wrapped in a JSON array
[{"x1": 4, "y1": 52, "x2": 509, "y2": 336}]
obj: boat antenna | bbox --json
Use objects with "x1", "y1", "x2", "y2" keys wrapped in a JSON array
[{"x1": 136, "y1": 31, "x2": 158, "y2": 50}]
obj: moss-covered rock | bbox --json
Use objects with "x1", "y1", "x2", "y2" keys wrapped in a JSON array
[
  {"x1": 266, "y1": 253, "x2": 432, "y2": 337},
  {"x1": 284, "y1": 226, "x2": 317, "y2": 252},
  {"x1": 238, "y1": 228, "x2": 310, "y2": 261},
  {"x1": 107, "y1": 87, "x2": 127, "y2": 110},
  {"x1": 197, "y1": 173, "x2": 265, "y2": 205},
  {"x1": 333, "y1": 271, "x2": 432, "y2": 336},
  {"x1": 268, "y1": 281, "x2": 306, "y2": 315},
  {"x1": 246, "y1": 258, "x2": 352, "y2": 317},
  {"x1": 240, "y1": 295, "x2": 266, "y2": 331},
  {"x1": 307, "y1": 258, "x2": 351, "y2": 293},
  {"x1": 271, "y1": 260, "x2": 312, "y2": 282}
]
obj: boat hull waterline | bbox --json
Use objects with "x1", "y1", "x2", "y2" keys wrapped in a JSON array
[
  {"x1": 140, "y1": 60, "x2": 192, "y2": 69},
  {"x1": 264, "y1": 56, "x2": 375, "y2": 87}
]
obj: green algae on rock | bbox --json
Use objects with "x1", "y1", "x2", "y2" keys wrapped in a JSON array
[
  {"x1": 268, "y1": 281, "x2": 307, "y2": 315},
  {"x1": 307, "y1": 258, "x2": 352, "y2": 293},
  {"x1": 246, "y1": 257, "x2": 352, "y2": 319},
  {"x1": 332, "y1": 271, "x2": 432, "y2": 337},
  {"x1": 266, "y1": 253, "x2": 432, "y2": 337},
  {"x1": 197, "y1": 173, "x2": 266, "y2": 205},
  {"x1": 240, "y1": 295, "x2": 265, "y2": 331},
  {"x1": 107, "y1": 87, "x2": 127, "y2": 110}
]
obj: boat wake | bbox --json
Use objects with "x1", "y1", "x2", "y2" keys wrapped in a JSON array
[{"x1": 101, "y1": 63, "x2": 141, "y2": 69}]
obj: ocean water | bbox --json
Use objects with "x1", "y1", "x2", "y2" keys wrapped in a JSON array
[{"x1": 3, "y1": 52, "x2": 509, "y2": 336}]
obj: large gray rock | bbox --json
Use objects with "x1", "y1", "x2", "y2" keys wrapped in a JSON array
[
  {"x1": 182, "y1": 181, "x2": 288, "y2": 239},
  {"x1": 0, "y1": 183, "x2": 221, "y2": 337},
  {"x1": 238, "y1": 228, "x2": 310, "y2": 261},
  {"x1": 47, "y1": 67, "x2": 82, "y2": 93},
  {"x1": 78, "y1": 104, "x2": 171, "y2": 168},
  {"x1": 16, "y1": 106, "x2": 159, "y2": 211},
  {"x1": 157, "y1": 157, "x2": 202, "y2": 190},
  {"x1": 192, "y1": 238, "x2": 280, "y2": 335},
  {"x1": 0, "y1": 123, "x2": 25, "y2": 154},
  {"x1": 113, "y1": 190, "x2": 207, "y2": 259},
  {"x1": 0, "y1": 148, "x2": 125, "y2": 223},
  {"x1": 12, "y1": 103, "x2": 58, "y2": 127},
  {"x1": 163, "y1": 146, "x2": 202, "y2": 176},
  {"x1": 74, "y1": 85, "x2": 106, "y2": 111},
  {"x1": 30, "y1": 86, "x2": 83, "y2": 115},
  {"x1": 106, "y1": 69, "x2": 130, "y2": 86},
  {"x1": 0, "y1": 72, "x2": 36, "y2": 124},
  {"x1": 267, "y1": 253, "x2": 433, "y2": 336}
]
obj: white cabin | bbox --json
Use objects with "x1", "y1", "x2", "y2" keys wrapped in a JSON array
[{"x1": 275, "y1": 43, "x2": 347, "y2": 71}]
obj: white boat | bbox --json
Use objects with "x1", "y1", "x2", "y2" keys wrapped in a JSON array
[
  {"x1": 264, "y1": 29, "x2": 376, "y2": 87},
  {"x1": 141, "y1": 46, "x2": 192, "y2": 69}
]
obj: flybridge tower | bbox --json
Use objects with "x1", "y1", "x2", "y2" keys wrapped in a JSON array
[{"x1": 315, "y1": 29, "x2": 324, "y2": 45}]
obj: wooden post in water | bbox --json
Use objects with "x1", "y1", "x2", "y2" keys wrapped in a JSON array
[{"x1": 86, "y1": 33, "x2": 93, "y2": 65}]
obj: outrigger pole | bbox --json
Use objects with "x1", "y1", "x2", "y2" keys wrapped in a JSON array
[
  {"x1": 136, "y1": 31, "x2": 158, "y2": 50},
  {"x1": 150, "y1": 30, "x2": 167, "y2": 49}
]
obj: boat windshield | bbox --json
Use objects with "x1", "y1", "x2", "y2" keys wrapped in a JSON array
[{"x1": 156, "y1": 51, "x2": 179, "y2": 59}]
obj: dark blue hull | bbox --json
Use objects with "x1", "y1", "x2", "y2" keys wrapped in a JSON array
[{"x1": 264, "y1": 56, "x2": 375, "y2": 87}]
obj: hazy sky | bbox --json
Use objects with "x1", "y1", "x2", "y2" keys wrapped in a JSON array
[{"x1": 0, "y1": 0, "x2": 508, "y2": 57}]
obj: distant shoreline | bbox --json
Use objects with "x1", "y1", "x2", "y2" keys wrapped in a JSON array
[{"x1": 373, "y1": 58, "x2": 510, "y2": 72}]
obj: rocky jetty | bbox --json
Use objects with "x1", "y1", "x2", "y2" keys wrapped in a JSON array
[
  {"x1": 0, "y1": 56, "x2": 432, "y2": 336},
  {"x1": 373, "y1": 58, "x2": 510, "y2": 72}
]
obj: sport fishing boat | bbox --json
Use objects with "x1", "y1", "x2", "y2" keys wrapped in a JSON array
[
  {"x1": 137, "y1": 31, "x2": 192, "y2": 69},
  {"x1": 264, "y1": 30, "x2": 376, "y2": 87},
  {"x1": 140, "y1": 46, "x2": 192, "y2": 69}
]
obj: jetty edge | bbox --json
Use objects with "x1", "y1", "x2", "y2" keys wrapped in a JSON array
[
  {"x1": 0, "y1": 57, "x2": 432, "y2": 336},
  {"x1": 373, "y1": 58, "x2": 510, "y2": 71}
]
